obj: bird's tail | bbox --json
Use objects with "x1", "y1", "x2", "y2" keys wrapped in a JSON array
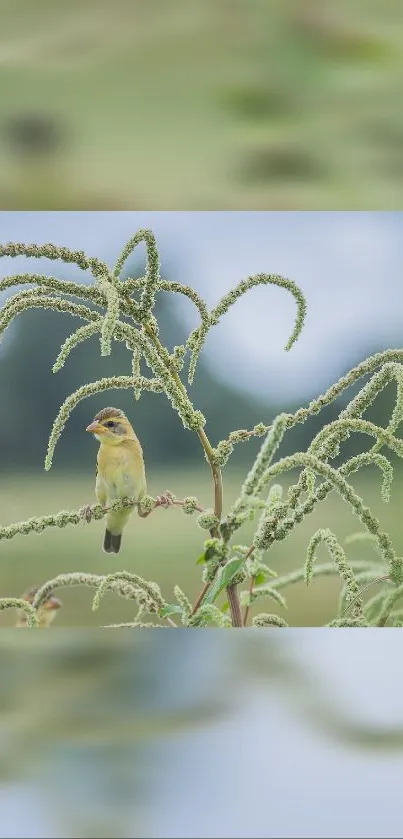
[{"x1": 103, "y1": 529, "x2": 122, "y2": 554}]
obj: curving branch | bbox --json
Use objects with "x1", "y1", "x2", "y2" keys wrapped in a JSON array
[
  {"x1": 305, "y1": 529, "x2": 363, "y2": 616},
  {"x1": 0, "y1": 240, "x2": 108, "y2": 278},
  {"x1": 44, "y1": 375, "x2": 163, "y2": 470},
  {"x1": 254, "y1": 452, "x2": 403, "y2": 585},
  {"x1": 186, "y1": 272, "x2": 307, "y2": 384},
  {"x1": 0, "y1": 598, "x2": 39, "y2": 627},
  {"x1": 310, "y1": 417, "x2": 403, "y2": 459},
  {"x1": 113, "y1": 229, "x2": 160, "y2": 321},
  {"x1": 288, "y1": 351, "x2": 403, "y2": 429},
  {"x1": 0, "y1": 290, "x2": 101, "y2": 342},
  {"x1": 52, "y1": 321, "x2": 103, "y2": 372},
  {"x1": 269, "y1": 450, "x2": 397, "y2": 558}
]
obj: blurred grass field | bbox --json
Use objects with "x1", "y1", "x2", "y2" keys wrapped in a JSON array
[
  {"x1": 1, "y1": 0, "x2": 403, "y2": 208},
  {"x1": 1, "y1": 464, "x2": 401, "y2": 628}
]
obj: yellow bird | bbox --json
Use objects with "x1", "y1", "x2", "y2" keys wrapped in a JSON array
[
  {"x1": 16, "y1": 585, "x2": 62, "y2": 628},
  {"x1": 85, "y1": 406, "x2": 147, "y2": 554}
]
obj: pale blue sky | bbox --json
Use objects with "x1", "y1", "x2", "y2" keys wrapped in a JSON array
[{"x1": 1, "y1": 211, "x2": 401, "y2": 402}]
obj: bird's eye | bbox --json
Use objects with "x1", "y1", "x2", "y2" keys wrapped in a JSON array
[{"x1": 105, "y1": 420, "x2": 115, "y2": 429}]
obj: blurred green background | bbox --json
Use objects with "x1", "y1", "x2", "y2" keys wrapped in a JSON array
[
  {"x1": 1, "y1": 210, "x2": 403, "y2": 627},
  {"x1": 3, "y1": 632, "x2": 403, "y2": 838},
  {"x1": 0, "y1": 0, "x2": 403, "y2": 209}
]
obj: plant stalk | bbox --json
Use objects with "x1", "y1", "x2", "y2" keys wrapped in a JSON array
[
  {"x1": 227, "y1": 584, "x2": 243, "y2": 627},
  {"x1": 145, "y1": 325, "x2": 242, "y2": 626},
  {"x1": 243, "y1": 574, "x2": 256, "y2": 627}
]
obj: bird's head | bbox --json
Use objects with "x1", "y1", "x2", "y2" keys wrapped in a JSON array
[
  {"x1": 86, "y1": 407, "x2": 135, "y2": 446},
  {"x1": 17, "y1": 585, "x2": 62, "y2": 628}
]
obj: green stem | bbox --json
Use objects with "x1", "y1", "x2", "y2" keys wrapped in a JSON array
[
  {"x1": 143, "y1": 326, "x2": 243, "y2": 626},
  {"x1": 243, "y1": 574, "x2": 255, "y2": 627}
]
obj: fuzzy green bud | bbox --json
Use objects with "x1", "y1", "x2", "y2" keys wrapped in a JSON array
[
  {"x1": 229, "y1": 429, "x2": 250, "y2": 443},
  {"x1": 253, "y1": 515, "x2": 279, "y2": 550},
  {"x1": 252, "y1": 613, "x2": 288, "y2": 628},
  {"x1": 202, "y1": 558, "x2": 221, "y2": 582},
  {"x1": 229, "y1": 568, "x2": 247, "y2": 586},
  {"x1": 213, "y1": 439, "x2": 234, "y2": 466},
  {"x1": 197, "y1": 510, "x2": 220, "y2": 531},
  {"x1": 139, "y1": 495, "x2": 156, "y2": 515},
  {"x1": 172, "y1": 344, "x2": 187, "y2": 372},
  {"x1": 182, "y1": 496, "x2": 200, "y2": 515},
  {"x1": 253, "y1": 422, "x2": 269, "y2": 436},
  {"x1": 188, "y1": 604, "x2": 232, "y2": 628}
]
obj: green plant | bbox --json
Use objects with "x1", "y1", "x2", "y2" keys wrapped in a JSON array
[{"x1": 1, "y1": 227, "x2": 403, "y2": 628}]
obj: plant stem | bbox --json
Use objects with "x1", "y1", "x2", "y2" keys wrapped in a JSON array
[
  {"x1": 196, "y1": 426, "x2": 223, "y2": 523},
  {"x1": 144, "y1": 326, "x2": 242, "y2": 627},
  {"x1": 191, "y1": 581, "x2": 211, "y2": 616},
  {"x1": 166, "y1": 617, "x2": 178, "y2": 628},
  {"x1": 145, "y1": 327, "x2": 223, "y2": 512},
  {"x1": 243, "y1": 574, "x2": 256, "y2": 627},
  {"x1": 227, "y1": 585, "x2": 243, "y2": 627}
]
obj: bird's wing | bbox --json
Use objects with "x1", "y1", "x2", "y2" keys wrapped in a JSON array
[{"x1": 95, "y1": 462, "x2": 108, "y2": 506}]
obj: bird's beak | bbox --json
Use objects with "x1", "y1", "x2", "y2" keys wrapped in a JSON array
[{"x1": 86, "y1": 421, "x2": 102, "y2": 434}]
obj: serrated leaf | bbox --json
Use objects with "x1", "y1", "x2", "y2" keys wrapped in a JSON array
[
  {"x1": 203, "y1": 556, "x2": 245, "y2": 605},
  {"x1": 159, "y1": 604, "x2": 183, "y2": 618}
]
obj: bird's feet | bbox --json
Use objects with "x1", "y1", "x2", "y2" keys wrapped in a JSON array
[
  {"x1": 138, "y1": 491, "x2": 176, "y2": 518},
  {"x1": 79, "y1": 503, "x2": 94, "y2": 524},
  {"x1": 155, "y1": 490, "x2": 175, "y2": 509}
]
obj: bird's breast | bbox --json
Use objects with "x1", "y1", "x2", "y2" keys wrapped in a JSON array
[
  {"x1": 97, "y1": 443, "x2": 146, "y2": 502},
  {"x1": 110, "y1": 470, "x2": 138, "y2": 496}
]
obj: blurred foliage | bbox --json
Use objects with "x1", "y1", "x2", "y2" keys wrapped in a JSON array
[
  {"x1": 0, "y1": 0, "x2": 402, "y2": 208},
  {"x1": 1, "y1": 633, "x2": 403, "y2": 837},
  {"x1": 0, "y1": 633, "x2": 228, "y2": 837}
]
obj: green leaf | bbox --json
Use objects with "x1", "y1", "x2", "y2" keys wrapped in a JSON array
[
  {"x1": 203, "y1": 556, "x2": 245, "y2": 605},
  {"x1": 222, "y1": 600, "x2": 230, "y2": 612},
  {"x1": 196, "y1": 544, "x2": 218, "y2": 565},
  {"x1": 254, "y1": 572, "x2": 267, "y2": 586},
  {"x1": 159, "y1": 604, "x2": 183, "y2": 618}
]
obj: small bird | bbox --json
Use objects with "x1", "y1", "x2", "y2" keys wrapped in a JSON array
[
  {"x1": 16, "y1": 585, "x2": 62, "y2": 628},
  {"x1": 85, "y1": 407, "x2": 147, "y2": 554}
]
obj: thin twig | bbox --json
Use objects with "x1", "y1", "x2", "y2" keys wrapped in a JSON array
[
  {"x1": 165, "y1": 617, "x2": 178, "y2": 628},
  {"x1": 340, "y1": 575, "x2": 391, "y2": 618},
  {"x1": 191, "y1": 581, "x2": 212, "y2": 616},
  {"x1": 243, "y1": 575, "x2": 255, "y2": 627}
]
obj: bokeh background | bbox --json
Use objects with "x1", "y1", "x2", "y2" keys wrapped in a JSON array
[
  {"x1": 1, "y1": 210, "x2": 403, "y2": 627},
  {"x1": 2, "y1": 630, "x2": 403, "y2": 838},
  {"x1": 0, "y1": 0, "x2": 403, "y2": 209}
]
